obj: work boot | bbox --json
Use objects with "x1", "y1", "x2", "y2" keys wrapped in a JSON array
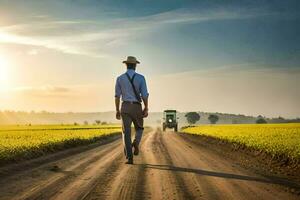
[
  {"x1": 125, "y1": 158, "x2": 133, "y2": 165},
  {"x1": 132, "y1": 140, "x2": 139, "y2": 156}
]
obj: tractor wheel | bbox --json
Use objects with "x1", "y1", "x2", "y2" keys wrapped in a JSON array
[{"x1": 174, "y1": 124, "x2": 178, "y2": 132}]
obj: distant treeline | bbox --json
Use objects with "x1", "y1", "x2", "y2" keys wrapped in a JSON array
[
  {"x1": 0, "y1": 111, "x2": 116, "y2": 125},
  {"x1": 177, "y1": 112, "x2": 300, "y2": 125},
  {"x1": 0, "y1": 110, "x2": 299, "y2": 125}
]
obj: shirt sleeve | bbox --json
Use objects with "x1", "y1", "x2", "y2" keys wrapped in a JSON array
[
  {"x1": 115, "y1": 77, "x2": 121, "y2": 98},
  {"x1": 140, "y1": 76, "x2": 149, "y2": 98}
]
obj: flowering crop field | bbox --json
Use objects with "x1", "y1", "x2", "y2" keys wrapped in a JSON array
[
  {"x1": 182, "y1": 123, "x2": 300, "y2": 161},
  {"x1": 0, "y1": 125, "x2": 121, "y2": 163},
  {"x1": 0, "y1": 124, "x2": 120, "y2": 131}
]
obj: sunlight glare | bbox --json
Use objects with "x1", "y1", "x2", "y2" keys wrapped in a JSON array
[{"x1": 0, "y1": 56, "x2": 10, "y2": 90}]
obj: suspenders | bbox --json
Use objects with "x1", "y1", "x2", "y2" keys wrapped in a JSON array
[{"x1": 125, "y1": 73, "x2": 142, "y2": 102}]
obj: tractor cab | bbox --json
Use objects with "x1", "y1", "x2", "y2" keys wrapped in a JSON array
[{"x1": 163, "y1": 110, "x2": 178, "y2": 132}]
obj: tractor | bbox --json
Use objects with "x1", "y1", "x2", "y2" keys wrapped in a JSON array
[{"x1": 162, "y1": 110, "x2": 178, "y2": 132}]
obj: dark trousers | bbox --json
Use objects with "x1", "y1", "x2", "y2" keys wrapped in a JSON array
[{"x1": 121, "y1": 102, "x2": 144, "y2": 159}]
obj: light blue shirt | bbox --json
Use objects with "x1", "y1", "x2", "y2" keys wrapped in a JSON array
[{"x1": 115, "y1": 69, "x2": 149, "y2": 102}]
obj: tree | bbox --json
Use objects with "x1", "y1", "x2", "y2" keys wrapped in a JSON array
[
  {"x1": 185, "y1": 112, "x2": 200, "y2": 125},
  {"x1": 256, "y1": 118, "x2": 267, "y2": 124},
  {"x1": 95, "y1": 120, "x2": 101, "y2": 125},
  {"x1": 232, "y1": 119, "x2": 238, "y2": 124},
  {"x1": 278, "y1": 116, "x2": 285, "y2": 120},
  {"x1": 208, "y1": 114, "x2": 219, "y2": 124},
  {"x1": 84, "y1": 121, "x2": 89, "y2": 125}
]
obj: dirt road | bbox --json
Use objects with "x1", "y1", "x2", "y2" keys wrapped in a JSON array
[{"x1": 0, "y1": 129, "x2": 299, "y2": 200}]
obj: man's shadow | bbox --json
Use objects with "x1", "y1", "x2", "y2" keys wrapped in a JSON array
[{"x1": 137, "y1": 163, "x2": 300, "y2": 190}]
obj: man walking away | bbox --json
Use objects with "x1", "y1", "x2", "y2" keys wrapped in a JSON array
[{"x1": 115, "y1": 56, "x2": 149, "y2": 164}]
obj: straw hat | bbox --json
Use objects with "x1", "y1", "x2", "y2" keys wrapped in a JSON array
[{"x1": 122, "y1": 56, "x2": 140, "y2": 64}]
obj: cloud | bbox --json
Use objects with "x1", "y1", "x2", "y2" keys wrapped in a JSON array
[
  {"x1": 27, "y1": 49, "x2": 38, "y2": 55},
  {"x1": 0, "y1": 31, "x2": 107, "y2": 57},
  {"x1": 159, "y1": 63, "x2": 300, "y2": 79},
  {"x1": 15, "y1": 86, "x2": 73, "y2": 98},
  {"x1": 3, "y1": 84, "x2": 115, "y2": 112},
  {"x1": 125, "y1": 7, "x2": 275, "y2": 27},
  {"x1": 30, "y1": 15, "x2": 51, "y2": 19},
  {"x1": 0, "y1": 7, "x2": 279, "y2": 58}
]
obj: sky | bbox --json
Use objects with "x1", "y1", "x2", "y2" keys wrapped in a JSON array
[{"x1": 0, "y1": 0, "x2": 299, "y2": 118}]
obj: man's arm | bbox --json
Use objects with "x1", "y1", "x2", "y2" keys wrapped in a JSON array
[
  {"x1": 115, "y1": 77, "x2": 121, "y2": 120},
  {"x1": 140, "y1": 76, "x2": 149, "y2": 118},
  {"x1": 115, "y1": 97, "x2": 121, "y2": 120},
  {"x1": 142, "y1": 96, "x2": 149, "y2": 118}
]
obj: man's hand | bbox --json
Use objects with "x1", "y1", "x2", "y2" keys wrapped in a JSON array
[
  {"x1": 143, "y1": 108, "x2": 148, "y2": 118},
  {"x1": 115, "y1": 97, "x2": 121, "y2": 120},
  {"x1": 116, "y1": 110, "x2": 121, "y2": 120},
  {"x1": 142, "y1": 96, "x2": 149, "y2": 118}
]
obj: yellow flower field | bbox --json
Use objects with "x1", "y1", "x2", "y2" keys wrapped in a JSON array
[
  {"x1": 0, "y1": 125, "x2": 121, "y2": 163},
  {"x1": 182, "y1": 123, "x2": 300, "y2": 161}
]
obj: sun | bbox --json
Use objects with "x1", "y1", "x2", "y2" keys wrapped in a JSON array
[{"x1": 0, "y1": 56, "x2": 10, "y2": 90}]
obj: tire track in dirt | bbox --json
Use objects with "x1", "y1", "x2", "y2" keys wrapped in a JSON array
[
  {"x1": 142, "y1": 130, "x2": 194, "y2": 200},
  {"x1": 0, "y1": 139, "x2": 122, "y2": 200},
  {"x1": 163, "y1": 132, "x2": 247, "y2": 199},
  {"x1": 102, "y1": 158, "x2": 146, "y2": 200},
  {"x1": 49, "y1": 147, "x2": 122, "y2": 200},
  {"x1": 85, "y1": 130, "x2": 192, "y2": 200},
  {"x1": 163, "y1": 131, "x2": 299, "y2": 200},
  {"x1": 83, "y1": 133, "x2": 150, "y2": 200}
]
